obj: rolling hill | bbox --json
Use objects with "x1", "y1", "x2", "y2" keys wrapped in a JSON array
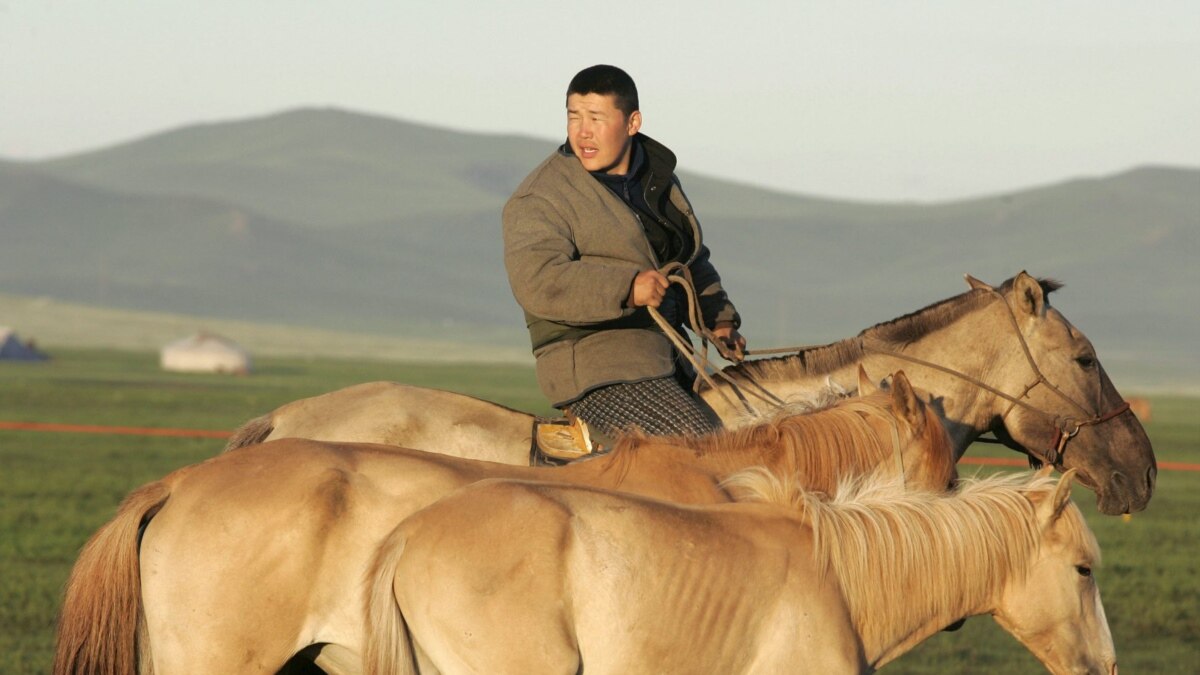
[{"x1": 1, "y1": 108, "x2": 1196, "y2": 389}]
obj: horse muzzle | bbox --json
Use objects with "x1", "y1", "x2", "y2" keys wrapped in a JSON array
[{"x1": 1093, "y1": 464, "x2": 1156, "y2": 515}]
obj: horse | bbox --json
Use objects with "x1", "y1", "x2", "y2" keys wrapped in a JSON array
[
  {"x1": 54, "y1": 372, "x2": 956, "y2": 675},
  {"x1": 363, "y1": 468, "x2": 1114, "y2": 675},
  {"x1": 225, "y1": 272, "x2": 1154, "y2": 515}
]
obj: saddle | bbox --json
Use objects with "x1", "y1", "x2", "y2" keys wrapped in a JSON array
[{"x1": 531, "y1": 414, "x2": 602, "y2": 465}]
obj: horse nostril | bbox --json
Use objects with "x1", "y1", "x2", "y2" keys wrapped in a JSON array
[{"x1": 1145, "y1": 465, "x2": 1157, "y2": 493}]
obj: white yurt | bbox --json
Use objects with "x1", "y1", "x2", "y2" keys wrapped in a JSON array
[
  {"x1": 0, "y1": 327, "x2": 48, "y2": 361},
  {"x1": 160, "y1": 332, "x2": 251, "y2": 374}
]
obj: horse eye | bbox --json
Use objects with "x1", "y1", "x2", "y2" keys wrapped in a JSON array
[
  {"x1": 1075, "y1": 565, "x2": 1092, "y2": 577},
  {"x1": 1075, "y1": 356, "x2": 1096, "y2": 369}
]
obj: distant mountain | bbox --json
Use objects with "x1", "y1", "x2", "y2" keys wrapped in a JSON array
[
  {"x1": 34, "y1": 109, "x2": 555, "y2": 228},
  {"x1": 2, "y1": 108, "x2": 1196, "y2": 388}
]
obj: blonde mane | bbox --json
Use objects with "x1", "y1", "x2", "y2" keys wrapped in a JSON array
[
  {"x1": 609, "y1": 389, "x2": 955, "y2": 487},
  {"x1": 725, "y1": 468, "x2": 1099, "y2": 649},
  {"x1": 607, "y1": 391, "x2": 955, "y2": 493}
]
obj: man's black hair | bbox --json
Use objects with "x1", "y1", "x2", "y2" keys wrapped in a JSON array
[{"x1": 566, "y1": 65, "x2": 639, "y2": 117}]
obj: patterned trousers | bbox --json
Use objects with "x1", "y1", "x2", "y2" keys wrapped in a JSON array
[{"x1": 567, "y1": 375, "x2": 718, "y2": 437}]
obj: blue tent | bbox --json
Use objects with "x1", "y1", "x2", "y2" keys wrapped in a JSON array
[{"x1": 0, "y1": 327, "x2": 48, "y2": 361}]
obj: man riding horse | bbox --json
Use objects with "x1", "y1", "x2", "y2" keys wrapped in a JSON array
[{"x1": 503, "y1": 64, "x2": 746, "y2": 446}]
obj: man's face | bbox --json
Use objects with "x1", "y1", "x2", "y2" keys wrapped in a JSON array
[{"x1": 566, "y1": 92, "x2": 642, "y2": 174}]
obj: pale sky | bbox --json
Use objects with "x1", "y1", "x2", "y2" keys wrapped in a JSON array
[{"x1": 2, "y1": 1, "x2": 1197, "y2": 201}]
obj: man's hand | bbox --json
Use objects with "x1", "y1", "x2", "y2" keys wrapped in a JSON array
[
  {"x1": 628, "y1": 269, "x2": 670, "y2": 308},
  {"x1": 712, "y1": 323, "x2": 747, "y2": 361}
]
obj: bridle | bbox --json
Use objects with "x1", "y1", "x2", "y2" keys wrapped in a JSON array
[
  {"x1": 652, "y1": 267, "x2": 1131, "y2": 468},
  {"x1": 859, "y1": 287, "x2": 1130, "y2": 467}
]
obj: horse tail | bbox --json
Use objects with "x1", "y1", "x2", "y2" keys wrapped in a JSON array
[
  {"x1": 222, "y1": 413, "x2": 275, "y2": 452},
  {"x1": 54, "y1": 481, "x2": 170, "y2": 675},
  {"x1": 363, "y1": 524, "x2": 419, "y2": 675}
]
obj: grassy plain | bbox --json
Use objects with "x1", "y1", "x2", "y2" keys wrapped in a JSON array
[{"x1": 1, "y1": 349, "x2": 1196, "y2": 673}]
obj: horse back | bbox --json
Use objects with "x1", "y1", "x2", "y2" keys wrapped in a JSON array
[{"x1": 262, "y1": 382, "x2": 535, "y2": 463}]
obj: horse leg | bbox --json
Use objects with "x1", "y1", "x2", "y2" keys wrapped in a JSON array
[
  {"x1": 139, "y1": 515, "x2": 317, "y2": 674},
  {"x1": 309, "y1": 643, "x2": 362, "y2": 675}
]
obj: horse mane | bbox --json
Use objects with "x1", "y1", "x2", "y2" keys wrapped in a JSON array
[
  {"x1": 607, "y1": 390, "x2": 954, "y2": 494},
  {"x1": 722, "y1": 275, "x2": 1063, "y2": 385},
  {"x1": 725, "y1": 468, "x2": 1098, "y2": 649}
]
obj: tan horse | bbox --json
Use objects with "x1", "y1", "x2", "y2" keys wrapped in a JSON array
[
  {"x1": 364, "y1": 469, "x2": 1114, "y2": 675},
  {"x1": 54, "y1": 374, "x2": 955, "y2": 675},
  {"x1": 226, "y1": 272, "x2": 1154, "y2": 515}
]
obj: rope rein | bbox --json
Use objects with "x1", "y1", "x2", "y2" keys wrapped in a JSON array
[{"x1": 645, "y1": 263, "x2": 760, "y2": 416}]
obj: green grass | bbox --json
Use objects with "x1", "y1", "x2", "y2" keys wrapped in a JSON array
[
  {"x1": 0, "y1": 348, "x2": 550, "y2": 673},
  {"x1": 1, "y1": 349, "x2": 1196, "y2": 673}
]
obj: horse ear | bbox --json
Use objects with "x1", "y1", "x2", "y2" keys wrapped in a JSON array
[
  {"x1": 889, "y1": 370, "x2": 924, "y2": 433},
  {"x1": 1012, "y1": 271, "x2": 1046, "y2": 318},
  {"x1": 964, "y1": 274, "x2": 992, "y2": 291},
  {"x1": 1052, "y1": 468, "x2": 1077, "y2": 518},
  {"x1": 1036, "y1": 468, "x2": 1077, "y2": 525},
  {"x1": 857, "y1": 365, "x2": 878, "y2": 395}
]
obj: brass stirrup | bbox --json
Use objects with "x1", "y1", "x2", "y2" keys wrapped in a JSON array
[{"x1": 535, "y1": 415, "x2": 594, "y2": 461}]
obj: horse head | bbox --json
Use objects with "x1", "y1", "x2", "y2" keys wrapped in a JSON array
[
  {"x1": 858, "y1": 366, "x2": 957, "y2": 491},
  {"x1": 969, "y1": 272, "x2": 1155, "y2": 515},
  {"x1": 993, "y1": 469, "x2": 1118, "y2": 675}
]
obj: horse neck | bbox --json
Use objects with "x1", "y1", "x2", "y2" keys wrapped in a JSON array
[
  {"x1": 707, "y1": 294, "x2": 1009, "y2": 457},
  {"x1": 822, "y1": 490, "x2": 1038, "y2": 668},
  {"x1": 701, "y1": 338, "x2": 867, "y2": 424},
  {"x1": 549, "y1": 444, "x2": 732, "y2": 504},
  {"x1": 691, "y1": 403, "x2": 901, "y2": 494},
  {"x1": 624, "y1": 436, "x2": 782, "y2": 484},
  {"x1": 569, "y1": 430, "x2": 810, "y2": 498},
  {"x1": 765, "y1": 404, "x2": 899, "y2": 493}
]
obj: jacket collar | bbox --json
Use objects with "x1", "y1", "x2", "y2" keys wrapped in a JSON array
[{"x1": 558, "y1": 133, "x2": 677, "y2": 178}]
